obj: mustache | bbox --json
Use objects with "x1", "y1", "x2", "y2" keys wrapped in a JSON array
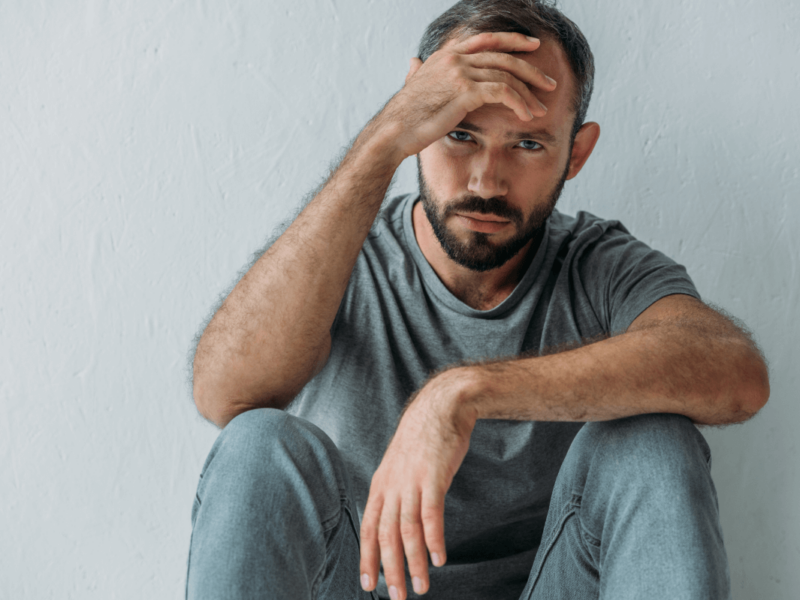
[{"x1": 442, "y1": 196, "x2": 523, "y2": 226}]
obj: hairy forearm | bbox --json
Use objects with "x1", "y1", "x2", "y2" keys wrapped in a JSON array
[
  {"x1": 193, "y1": 119, "x2": 405, "y2": 426},
  {"x1": 455, "y1": 319, "x2": 769, "y2": 426}
]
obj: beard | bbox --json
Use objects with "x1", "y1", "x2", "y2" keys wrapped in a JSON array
[{"x1": 416, "y1": 158, "x2": 570, "y2": 272}]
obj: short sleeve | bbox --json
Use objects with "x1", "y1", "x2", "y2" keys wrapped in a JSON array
[{"x1": 576, "y1": 220, "x2": 701, "y2": 334}]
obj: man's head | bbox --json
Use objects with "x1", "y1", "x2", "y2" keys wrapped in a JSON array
[
  {"x1": 418, "y1": 0, "x2": 594, "y2": 140},
  {"x1": 414, "y1": 0, "x2": 599, "y2": 272}
]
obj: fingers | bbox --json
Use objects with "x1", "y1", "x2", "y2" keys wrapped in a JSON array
[
  {"x1": 400, "y1": 491, "x2": 430, "y2": 596},
  {"x1": 378, "y1": 500, "x2": 407, "y2": 600},
  {"x1": 420, "y1": 489, "x2": 447, "y2": 569},
  {"x1": 361, "y1": 494, "x2": 412, "y2": 600},
  {"x1": 361, "y1": 488, "x2": 445, "y2": 599},
  {"x1": 452, "y1": 32, "x2": 557, "y2": 119},
  {"x1": 465, "y1": 65, "x2": 548, "y2": 118},
  {"x1": 360, "y1": 494, "x2": 383, "y2": 592},
  {"x1": 469, "y1": 50, "x2": 557, "y2": 93},
  {"x1": 454, "y1": 31, "x2": 540, "y2": 55},
  {"x1": 473, "y1": 80, "x2": 537, "y2": 121}
]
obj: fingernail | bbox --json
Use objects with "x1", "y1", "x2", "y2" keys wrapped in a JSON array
[
  {"x1": 389, "y1": 585, "x2": 399, "y2": 600},
  {"x1": 526, "y1": 36, "x2": 539, "y2": 43},
  {"x1": 413, "y1": 577, "x2": 424, "y2": 594},
  {"x1": 538, "y1": 100, "x2": 548, "y2": 113},
  {"x1": 361, "y1": 573, "x2": 370, "y2": 590},
  {"x1": 431, "y1": 552, "x2": 442, "y2": 567},
  {"x1": 545, "y1": 75, "x2": 557, "y2": 87}
]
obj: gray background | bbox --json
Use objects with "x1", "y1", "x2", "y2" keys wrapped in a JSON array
[{"x1": 1, "y1": 0, "x2": 797, "y2": 597}]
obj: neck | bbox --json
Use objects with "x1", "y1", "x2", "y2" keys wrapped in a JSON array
[{"x1": 412, "y1": 201, "x2": 543, "y2": 311}]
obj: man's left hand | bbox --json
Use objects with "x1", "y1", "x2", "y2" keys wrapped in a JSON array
[{"x1": 359, "y1": 367, "x2": 479, "y2": 599}]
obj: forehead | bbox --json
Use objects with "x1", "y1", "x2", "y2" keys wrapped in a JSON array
[{"x1": 442, "y1": 34, "x2": 577, "y2": 139}]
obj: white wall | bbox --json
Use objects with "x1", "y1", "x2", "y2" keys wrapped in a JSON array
[{"x1": 1, "y1": 0, "x2": 797, "y2": 597}]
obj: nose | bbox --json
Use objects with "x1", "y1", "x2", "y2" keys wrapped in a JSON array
[{"x1": 467, "y1": 152, "x2": 508, "y2": 199}]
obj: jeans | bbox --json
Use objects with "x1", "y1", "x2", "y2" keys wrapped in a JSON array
[{"x1": 185, "y1": 409, "x2": 730, "y2": 599}]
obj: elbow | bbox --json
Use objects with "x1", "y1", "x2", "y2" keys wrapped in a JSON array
[
  {"x1": 730, "y1": 351, "x2": 771, "y2": 421},
  {"x1": 745, "y1": 358, "x2": 771, "y2": 416},
  {"x1": 192, "y1": 382, "x2": 226, "y2": 429},
  {"x1": 193, "y1": 373, "x2": 295, "y2": 429},
  {"x1": 192, "y1": 377, "x2": 237, "y2": 429}
]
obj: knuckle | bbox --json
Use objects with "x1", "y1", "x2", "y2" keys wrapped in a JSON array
[
  {"x1": 400, "y1": 509, "x2": 421, "y2": 525},
  {"x1": 498, "y1": 82, "x2": 514, "y2": 96},
  {"x1": 497, "y1": 70, "x2": 512, "y2": 84},
  {"x1": 458, "y1": 78, "x2": 475, "y2": 95},
  {"x1": 399, "y1": 521, "x2": 420, "y2": 537},
  {"x1": 377, "y1": 530, "x2": 395, "y2": 546},
  {"x1": 442, "y1": 53, "x2": 458, "y2": 67},
  {"x1": 498, "y1": 52, "x2": 514, "y2": 66},
  {"x1": 487, "y1": 81, "x2": 503, "y2": 95},
  {"x1": 420, "y1": 510, "x2": 440, "y2": 524},
  {"x1": 454, "y1": 67, "x2": 469, "y2": 83}
]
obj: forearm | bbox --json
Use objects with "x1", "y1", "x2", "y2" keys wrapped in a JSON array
[
  {"x1": 193, "y1": 119, "x2": 405, "y2": 426},
  {"x1": 455, "y1": 321, "x2": 769, "y2": 426}
]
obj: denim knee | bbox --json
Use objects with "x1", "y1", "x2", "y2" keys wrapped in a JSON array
[
  {"x1": 557, "y1": 413, "x2": 719, "y2": 544},
  {"x1": 195, "y1": 408, "x2": 351, "y2": 527},
  {"x1": 560, "y1": 414, "x2": 710, "y2": 488},
  {"x1": 187, "y1": 412, "x2": 368, "y2": 600}
]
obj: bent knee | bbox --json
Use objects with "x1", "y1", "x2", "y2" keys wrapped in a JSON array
[
  {"x1": 202, "y1": 408, "x2": 345, "y2": 486},
  {"x1": 560, "y1": 413, "x2": 713, "y2": 493},
  {"x1": 591, "y1": 413, "x2": 710, "y2": 466}
]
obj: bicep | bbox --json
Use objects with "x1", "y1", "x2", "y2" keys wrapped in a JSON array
[
  {"x1": 627, "y1": 294, "x2": 752, "y2": 344},
  {"x1": 627, "y1": 293, "x2": 707, "y2": 332}
]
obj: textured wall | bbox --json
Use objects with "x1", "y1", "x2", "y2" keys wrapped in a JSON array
[{"x1": 1, "y1": 0, "x2": 797, "y2": 597}]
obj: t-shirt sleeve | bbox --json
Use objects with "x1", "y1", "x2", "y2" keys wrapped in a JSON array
[{"x1": 576, "y1": 220, "x2": 701, "y2": 334}]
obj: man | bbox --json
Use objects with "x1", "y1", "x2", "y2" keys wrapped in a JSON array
[{"x1": 186, "y1": 1, "x2": 769, "y2": 599}]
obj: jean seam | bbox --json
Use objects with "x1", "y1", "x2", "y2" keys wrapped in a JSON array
[
  {"x1": 311, "y1": 496, "x2": 348, "y2": 598},
  {"x1": 523, "y1": 505, "x2": 578, "y2": 599},
  {"x1": 341, "y1": 497, "x2": 380, "y2": 600},
  {"x1": 313, "y1": 496, "x2": 377, "y2": 600},
  {"x1": 184, "y1": 495, "x2": 201, "y2": 600}
]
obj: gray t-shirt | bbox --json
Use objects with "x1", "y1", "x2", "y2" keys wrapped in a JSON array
[{"x1": 287, "y1": 192, "x2": 700, "y2": 600}]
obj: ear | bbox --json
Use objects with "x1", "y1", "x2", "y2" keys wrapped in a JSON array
[
  {"x1": 565, "y1": 122, "x2": 600, "y2": 181},
  {"x1": 405, "y1": 57, "x2": 423, "y2": 85}
]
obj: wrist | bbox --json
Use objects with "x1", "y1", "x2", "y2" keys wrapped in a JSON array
[
  {"x1": 356, "y1": 113, "x2": 410, "y2": 167},
  {"x1": 430, "y1": 366, "x2": 486, "y2": 426}
]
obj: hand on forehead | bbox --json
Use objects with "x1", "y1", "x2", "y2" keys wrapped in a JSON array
[{"x1": 441, "y1": 32, "x2": 576, "y2": 135}]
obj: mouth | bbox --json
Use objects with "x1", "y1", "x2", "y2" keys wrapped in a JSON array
[{"x1": 454, "y1": 212, "x2": 511, "y2": 234}]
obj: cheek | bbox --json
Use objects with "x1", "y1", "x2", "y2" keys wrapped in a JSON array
[{"x1": 420, "y1": 147, "x2": 468, "y2": 191}]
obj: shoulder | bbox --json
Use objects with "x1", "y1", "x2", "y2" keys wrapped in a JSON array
[
  {"x1": 549, "y1": 208, "x2": 630, "y2": 247},
  {"x1": 547, "y1": 208, "x2": 639, "y2": 267}
]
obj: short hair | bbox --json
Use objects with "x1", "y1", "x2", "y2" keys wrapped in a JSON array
[{"x1": 417, "y1": 0, "x2": 594, "y2": 138}]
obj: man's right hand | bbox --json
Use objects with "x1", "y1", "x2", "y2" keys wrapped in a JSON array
[{"x1": 379, "y1": 31, "x2": 558, "y2": 160}]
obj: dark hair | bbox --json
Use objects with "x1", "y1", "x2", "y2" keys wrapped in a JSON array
[{"x1": 417, "y1": 0, "x2": 594, "y2": 138}]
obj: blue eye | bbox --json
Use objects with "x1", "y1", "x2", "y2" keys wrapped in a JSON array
[
  {"x1": 448, "y1": 131, "x2": 472, "y2": 142},
  {"x1": 518, "y1": 140, "x2": 542, "y2": 151}
]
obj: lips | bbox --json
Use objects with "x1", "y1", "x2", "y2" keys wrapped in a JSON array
[
  {"x1": 454, "y1": 213, "x2": 511, "y2": 234},
  {"x1": 456, "y1": 212, "x2": 510, "y2": 223}
]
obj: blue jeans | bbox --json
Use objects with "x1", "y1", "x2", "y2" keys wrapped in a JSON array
[{"x1": 185, "y1": 409, "x2": 730, "y2": 599}]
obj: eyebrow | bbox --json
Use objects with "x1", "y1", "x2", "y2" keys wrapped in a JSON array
[{"x1": 455, "y1": 120, "x2": 558, "y2": 146}]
